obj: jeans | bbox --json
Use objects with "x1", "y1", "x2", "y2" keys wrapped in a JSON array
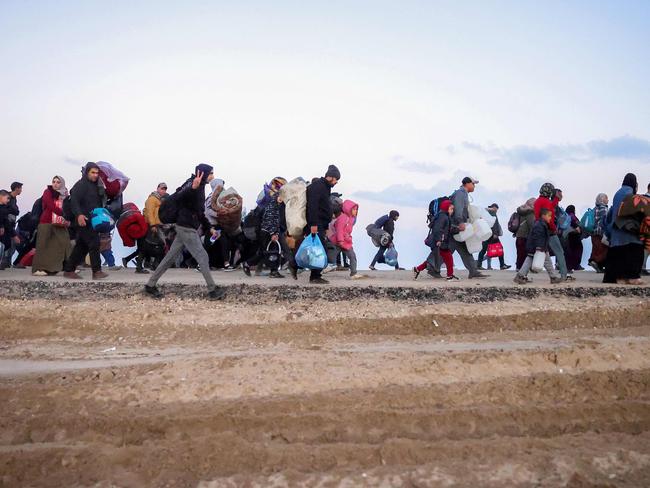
[
  {"x1": 65, "y1": 226, "x2": 102, "y2": 273},
  {"x1": 101, "y1": 249, "x2": 116, "y2": 267},
  {"x1": 329, "y1": 246, "x2": 357, "y2": 275},
  {"x1": 548, "y1": 235, "x2": 568, "y2": 279},
  {"x1": 147, "y1": 225, "x2": 216, "y2": 291},
  {"x1": 517, "y1": 252, "x2": 559, "y2": 279}
]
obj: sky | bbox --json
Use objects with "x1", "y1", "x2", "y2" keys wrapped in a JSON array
[{"x1": 1, "y1": 0, "x2": 649, "y2": 269}]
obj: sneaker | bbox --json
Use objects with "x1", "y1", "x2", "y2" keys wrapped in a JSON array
[
  {"x1": 135, "y1": 268, "x2": 150, "y2": 274},
  {"x1": 208, "y1": 288, "x2": 226, "y2": 300},
  {"x1": 32, "y1": 270, "x2": 47, "y2": 277},
  {"x1": 64, "y1": 271, "x2": 83, "y2": 280},
  {"x1": 368, "y1": 265, "x2": 376, "y2": 271},
  {"x1": 574, "y1": 265, "x2": 585, "y2": 271},
  {"x1": 564, "y1": 275, "x2": 576, "y2": 282},
  {"x1": 335, "y1": 266, "x2": 347, "y2": 272},
  {"x1": 322, "y1": 264, "x2": 336, "y2": 274},
  {"x1": 428, "y1": 270, "x2": 443, "y2": 279},
  {"x1": 413, "y1": 267, "x2": 421, "y2": 280},
  {"x1": 122, "y1": 258, "x2": 130, "y2": 268},
  {"x1": 144, "y1": 285, "x2": 163, "y2": 299},
  {"x1": 446, "y1": 275, "x2": 459, "y2": 281},
  {"x1": 500, "y1": 264, "x2": 512, "y2": 270},
  {"x1": 350, "y1": 274, "x2": 367, "y2": 280},
  {"x1": 243, "y1": 263, "x2": 252, "y2": 277},
  {"x1": 309, "y1": 277, "x2": 329, "y2": 285},
  {"x1": 513, "y1": 275, "x2": 528, "y2": 285},
  {"x1": 550, "y1": 277, "x2": 563, "y2": 284},
  {"x1": 269, "y1": 270, "x2": 285, "y2": 278},
  {"x1": 395, "y1": 267, "x2": 405, "y2": 271},
  {"x1": 92, "y1": 271, "x2": 109, "y2": 280}
]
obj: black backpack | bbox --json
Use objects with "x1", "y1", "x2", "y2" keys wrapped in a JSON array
[
  {"x1": 30, "y1": 197, "x2": 43, "y2": 225},
  {"x1": 159, "y1": 193, "x2": 180, "y2": 224},
  {"x1": 242, "y1": 206, "x2": 264, "y2": 241}
]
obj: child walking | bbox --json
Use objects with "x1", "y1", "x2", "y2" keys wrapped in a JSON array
[
  {"x1": 514, "y1": 207, "x2": 563, "y2": 285},
  {"x1": 430, "y1": 199, "x2": 459, "y2": 281},
  {"x1": 330, "y1": 200, "x2": 366, "y2": 280}
]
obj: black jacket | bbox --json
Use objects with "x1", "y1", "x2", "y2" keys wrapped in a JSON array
[
  {"x1": 70, "y1": 176, "x2": 106, "y2": 222},
  {"x1": 526, "y1": 219, "x2": 551, "y2": 254},
  {"x1": 0, "y1": 204, "x2": 17, "y2": 247},
  {"x1": 174, "y1": 178, "x2": 211, "y2": 231},
  {"x1": 306, "y1": 177, "x2": 332, "y2": 231},
  {"x1": 7, "y1": 195, "x2": 19, "y2": 226},
  {"x1": 431, "y1": 212, "x2": 458, "y2": 250}
]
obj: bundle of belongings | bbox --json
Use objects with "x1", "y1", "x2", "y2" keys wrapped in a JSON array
[
  {"x1": 213, "y1": 187, "x2": 243, "y2": 236},
  {"x1": 117, "y1": 202, "x2": 148, "y2": 247},
  {"x1": 616, "y1": 194, "x2": 650, "y2": 251}
]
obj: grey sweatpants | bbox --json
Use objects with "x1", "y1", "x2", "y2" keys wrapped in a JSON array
[
  {"x1": 147, "y1": 225, "x2": 216, "y2": 291},
  {"x1": 517, "y1": 252, "x2": 559, "y2": 279},
  {"x1": 329, "y1": 245, "x2": 357, "y2": 276},
  {"x1": 548, "y1": 235, "x2": 568, "y2": 279}
]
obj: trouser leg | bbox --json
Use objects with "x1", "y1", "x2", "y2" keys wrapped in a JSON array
[
  {"x1": 549, "y1": 235, "x2": 567, "y2": 279},
  {"x1": 453, "y1": 241, "x2": 478, "y2": 276},
  {"x1": 180, "y1": 227, "x2": 216, "y2": 290},
  {"x1": 310, "y1": 231, "x2": 328, "y2": 280},
  {"x1": 517, "y1": 256, "x2": 533, "y2": 278},
  {"x1": 345, "y1": 248, "x2": 357, "y2": 275},
  {"x1": 544, "y1": 253, "x2": 560, "y2": 279},
  {"x1": 147, "y1": 230, "x2": 186, "y2": 287},
  {"x1": 440, "y1": 249, "x2": 454, "y2": 277}
]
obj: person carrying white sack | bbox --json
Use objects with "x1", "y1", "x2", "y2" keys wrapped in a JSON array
[{"x1": 514, "y1": 207, "x2": 563, "y2": 285}]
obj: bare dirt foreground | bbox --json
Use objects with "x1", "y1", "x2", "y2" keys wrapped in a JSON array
[{"x1": 1, "y1": 274, "x2": 650, "y2": 487}]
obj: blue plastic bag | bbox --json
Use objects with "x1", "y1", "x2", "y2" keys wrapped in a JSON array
[
  {"x1": 90, "y1": 208, "x2": 115, "y2": 233},
  {"x1": 295, "y1": 234, "x2": 328, "y2": 270},
  {"x1": 384, "y1": 245, "x2": 398, "y2": 267}
]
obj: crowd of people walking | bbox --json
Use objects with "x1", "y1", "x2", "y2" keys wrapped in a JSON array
[{"x1": 1, "y1": 162, "x2": 648, "y2": 298}]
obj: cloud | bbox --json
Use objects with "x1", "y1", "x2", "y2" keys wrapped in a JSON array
[
  {"x1": 392, "y1": 156, "x2": 443, "y2": 174},
  {"x1": 449, "y1": 135, "x2": 650, "y2": 167}
]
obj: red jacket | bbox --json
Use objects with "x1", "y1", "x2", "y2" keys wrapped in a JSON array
[
  {"x1": 39, "y1": 187, "x2": 64, "y2": 224},
  {"x1": 534, "y1": 196, "x2": 559, "y2": 234}
]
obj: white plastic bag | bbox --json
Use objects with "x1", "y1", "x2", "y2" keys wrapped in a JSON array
[
  {"x1": 280, "y1": 178, "x2": 307, "y2": 238},
  {"x1": 481, "y1": 209, "x2": 497, "y2": 227},
  {"x1": 468, "y1": 205, "x2": 482, "y2": 223},
  {"x1": 466, "y1": 235, "x2": 483, "y2": 254},
  {"x1": 453, "y1": 225, "x2": 475, "y2": 242},
  {"x1": 532, "y1": 251, "x2": 546, "y2": 272},
  {"x1": 473, "y1": 219, "x2": 493, "y2": 242}
]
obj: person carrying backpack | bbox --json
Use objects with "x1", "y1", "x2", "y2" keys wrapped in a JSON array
[
  {"x1": 514, "y1": 197, "x2": 536, "y2": 271},
  {"x1": 63, "y1": 163, "x2": 109, "y2": 280},
  {"x1": 534, "y1": 184, "x2": 573, "y2": 282},
  {"x1": 144, "y1": 164, "x2": 225, "y2": 299}
]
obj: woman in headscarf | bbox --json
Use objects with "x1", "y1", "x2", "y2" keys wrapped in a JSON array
[
  {"x1": 603, "y1": 173, "x2": 644, "y2": 284},
  {"x1": 564, "y1": 205, "x2": 584, "y2": 272},
  {"x1": 32, "y1": 176, "x2": 72, "y2": 276},
  {"x1": 588, "y1": 193, "x2": 609, "y2": 273}
]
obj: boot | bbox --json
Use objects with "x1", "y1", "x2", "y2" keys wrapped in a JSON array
[{"x1": 92, "y1": 271, "x2": 109, "y2": 280}]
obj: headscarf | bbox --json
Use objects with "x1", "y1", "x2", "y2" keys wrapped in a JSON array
[
  {"x1": 595, "y1": 193, "x2": 608, "y2": 206},
  {"x1": 53, "y1": 175, "x2": 68, "y2": 198},
  {"x1": 523, "y1": 197, "x2": 537, "y2": 210},
  {"x1": 83, "y1": 162, "x2": 99, "y2": 176},
  {"x1": 539, "y1": 182, "x2": 555, "y2": 198},
  {"x1": 206, "y1": 178, "x2": 225, "y2": 213},
  {"x1": 622, "y1": 173, "x2": 638, "y2": 193}
]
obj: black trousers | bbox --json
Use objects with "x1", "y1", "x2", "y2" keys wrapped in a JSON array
[
  {"x1": 310, "y1": 230, "x2": 329, "y2": 280},
  {"x1": 64, "y1": 225, "x2": 101, "y2": 273}
]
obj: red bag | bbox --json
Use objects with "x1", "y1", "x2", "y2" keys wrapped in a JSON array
[
  {"x1": 487, "y1": 242, "x2": 504, "y2": 258},
  {"x1": 19, "y1": 248, "x2": 36, "y2": 267},
  {"x1": 52, "y1": 199, "x2": 67, "y2": 227}
]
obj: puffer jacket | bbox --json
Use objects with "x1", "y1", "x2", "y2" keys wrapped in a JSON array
[
  {"x1": 143, "y1": 192, "x2": 163, "y2": 226},
  {"x1": 261, "y1": 193, "x2": 281, "y2": 235},
  {"x1": 332, "y1": 200, "x2": 358, "y2": 250},
  {"x1": 526, "y1": 219, "x2": 551, "y2": 254}
]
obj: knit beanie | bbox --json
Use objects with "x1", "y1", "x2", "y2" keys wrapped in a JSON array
[{"x1": 325, "y1": 165, "x2": 341, "y2": 180}]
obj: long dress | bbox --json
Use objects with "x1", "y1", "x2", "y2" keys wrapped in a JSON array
[{"x1": 31, "y1": 187, "x2": 71, "y2": 273}]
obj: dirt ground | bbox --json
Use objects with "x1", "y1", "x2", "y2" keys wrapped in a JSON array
[{"x1": 1, "y1": 273, "x2": 649, "y2": 487}]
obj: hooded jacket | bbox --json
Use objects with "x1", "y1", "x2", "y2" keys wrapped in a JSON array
[
  {"x1": 431, "y1": 201, "x2": 458, "y2": 250},
  {"x1": 306, "y1": 177, "x2": 333, "y2": 231},
  {"x1": 332, "y1": 200, "x2": 358, "y2": 250},
  {"x1": 526, "y1": 219, "x2": 551, "y2": 254},
  {"x1": 516, "y1": 199, "x2": 537, "y2": 239},
  {"x1": 174, "y1": 177, "x2": 212, "y2": 231},
  {"x1": 69, "y1": 164, "x2": 106, "y2": 223}
]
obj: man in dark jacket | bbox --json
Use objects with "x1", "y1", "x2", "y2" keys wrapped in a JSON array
[
  {"x1": 514, "y1": 208, "x2": 562, "y2": 284},
  {"x1": 0, "y1": 189, "x2": 20, "y2": 270},
  {"x1": 145, "y1": 164, "x2": 225, "y2": 300},
  {"x1": 63, "y1": 163, "x2": 108, "y2": 280},
  {"x1": 369, "y1": 210, "x2": 404, "y2": 270},
  {"x1": 302, "y1": 164, "x2": 340, "y2": 284},
  {"x1": 476, "y1": 203, "x2": 511, "y2": 270}
]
